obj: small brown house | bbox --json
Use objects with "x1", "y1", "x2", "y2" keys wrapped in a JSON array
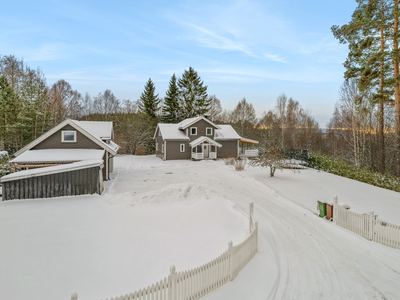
[
  {"x1": 154, "y1": 116, "x2": 258, "y2": 160},
  {"x1": 11, "y1": 119, "x2": 119, "y2": 181}
]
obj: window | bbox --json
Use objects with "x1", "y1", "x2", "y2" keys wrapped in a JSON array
[
  {"x1": 180, "y1": 144, "x2": 185, "y2": 152},
  {"x1": 206, "y1": 127, "x2": 212, "y2": 135},
  {"x1": 61, "y1": 131, "x2": 76, "y2": 142},
  {"x1": 159, "y1": 130, "x2": 161, "y2": 136},
  {"x1": 190, "y1": 127, "x2": 197, "y2": 135},
  {"x1": 162, "y1": 144, "x2": 164, "y2": 153},
  {"x1": 156, "y1": 143, "x2": 158, "y2": 151}
]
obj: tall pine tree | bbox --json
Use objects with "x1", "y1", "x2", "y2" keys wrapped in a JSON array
[
  {"x1": 162, "y1": 74, "x2": 180, "y2": 123},
  {"x1": 138, "y1": 78, "x2": 160, "y2": 118},
  {"x1": 332, "y1": 0, "x2": 393, "y2": 173},
  {"x1": 178, "y1": 67, "x2": 210, "y2": 119}
]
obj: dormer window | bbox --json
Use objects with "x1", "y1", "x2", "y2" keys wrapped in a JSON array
[
  {"x1": 62, "y1": 131, "x2": 77, "y2": 143},
  {"x1": 190, "y1": 127, "x2": 197, "y2": 135},
  {"x1": 206, "y1": 127, "x2": 212, "y2": 136}
]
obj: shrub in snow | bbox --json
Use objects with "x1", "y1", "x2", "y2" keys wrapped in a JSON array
[
  {"x1": 0, "y1": 151, "x2": 12, "y2": 178},
  {"x1": 308, "y1": 152, "x2": 400, "y2": 193},
  {"x1": 249, "y1": 149, "x2": 292, "y2": 177},
  {"x1": 233, "y1": 157, "x2": 246, "y2": 171}
]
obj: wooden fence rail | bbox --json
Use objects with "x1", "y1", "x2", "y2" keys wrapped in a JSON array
[
  {"x1": 333, "y1": 196, "x2": 400, "y2": 250},
  {"x1": 72, "y1": 203, "x2": 258, "y2": 300}
]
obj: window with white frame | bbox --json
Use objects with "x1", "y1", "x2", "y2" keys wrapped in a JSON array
[
  {"x1": 156, "y1": 143, "x2": 158, "y2": 151},
  {"x1": 162, "y1": 144, "x2": 164, "y2": 153},
  {"x1": 180, "y1": 144, "x2": 185, "y2": 152},
  {"x1": 206, "y1": 127, "x2": 212, "y2": 135},
  {"x1": 61, "y1": 130, "x2": 77, "y2": 142},
  {"x1": 159, "y1": 130, "x2": 161, "y2": 136},
  {"x1": 190, "y1": 127, "x2": 197, "y2": 135}
]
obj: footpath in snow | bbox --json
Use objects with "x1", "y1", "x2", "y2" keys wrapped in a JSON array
[{"x1": 1, "y1": 155, "x2": 400, "y2": 300}]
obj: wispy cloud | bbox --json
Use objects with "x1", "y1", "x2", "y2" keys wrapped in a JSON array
[{"x1": 263, "y1": 53, "x2": 288, "y2": 63}]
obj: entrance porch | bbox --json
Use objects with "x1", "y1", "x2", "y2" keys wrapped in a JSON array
[{"x1": 189, "y1": 137, "x2": 222, "y2": 160}]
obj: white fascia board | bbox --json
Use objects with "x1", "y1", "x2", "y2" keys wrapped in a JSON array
[
  {"x1": 153, "y1": 124, "x2": 160, "y2": 139},
  {"x1": 179, "y1": 117, "x2": 221, "y2": 130}
]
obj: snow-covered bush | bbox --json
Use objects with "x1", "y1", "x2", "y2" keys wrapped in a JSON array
[
  {"x1": 308, "y1": 152, "x2": 400, "y2": 192},
  {"x1": 233, "y1": 157, "x2": 246, "y2": 171},
  {"x1": 0, "y1": 151, "x2": 12, "y2": 178},
  {"x1": 249, "y1": 150, "x2": 292, "y2": 177}
]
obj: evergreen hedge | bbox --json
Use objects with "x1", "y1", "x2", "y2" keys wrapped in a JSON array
[{"x1": 308, "y1": 152, "x2": 400, "y2": 193}]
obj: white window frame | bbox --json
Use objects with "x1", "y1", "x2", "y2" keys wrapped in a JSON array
[
  {"x1": 162, "y1": 144, "x2": 164, "y2": 153},
  {"x1": 190, "y1": 127, "x2": 197, "y2": 135},
  {"x1": 206, "y1": 127, "x2": 213, "y2": 136},
  {"x1": 61, "y1": 130, "x2": 77, "y2": 143},
  {"x1": 159, "y1": 130, "x2": 161, "y2": 136},
  {"x1": 180, "y1": 144, "x2": 185, "y2": 152},
  {"x1": 156, "y1": 142, "x2": 158, "y2": 151}
]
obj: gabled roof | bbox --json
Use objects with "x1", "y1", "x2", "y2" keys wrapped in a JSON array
[
  {"x1": 178, "y1": 116, "x2": 221, "y2": 130},
  {"x1": 71, "y1": 120, "x2": 114, "y2": 140},
  {"x1": 155, "y1": 124, "x2": 190, "y2": 141},
  {"x1": 189, "y1": 136, "x2": 222, "y2": 148},
  {"x1": 215, "y1": 125, "x2": 242, "y2": 141},
  {"x1": 14, "y1": 119, "x2": 119, "y2": 157}
]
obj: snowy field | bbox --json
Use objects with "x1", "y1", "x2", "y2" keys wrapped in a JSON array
[{"x1": 1, "y1": 155, "x2": 400, "y2": 300}]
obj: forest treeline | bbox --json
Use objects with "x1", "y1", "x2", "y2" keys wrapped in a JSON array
[{"x1": 0, "y1": 53, "x2": 399, "y2": 178}]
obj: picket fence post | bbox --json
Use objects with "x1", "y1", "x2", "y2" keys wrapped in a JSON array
[
  {"x1": 168, "y1": 265, "x2": 177, "y2": 299},
  {"x1": 71, "y1": 292, "x2": 78, "y2": 300},
  {"x1": 333, "y1": 195, "x2": 338, "y2": 225},
  {"x1": 228, "y1": 241, "x2": 234, "y2": 281},
  {"x1": 249, "y1": 202, "x2": 254, "y2": 233},
  {"x1": 369, "y1": 211, "x2": 374, "y2": 241},
  {"x1": 255, "y1": 221, "x2": 259, "y2": 252}
]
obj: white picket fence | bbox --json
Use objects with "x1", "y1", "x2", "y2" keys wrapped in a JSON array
[
  {"x1": 333, "y1": 196, "x2": 400, "y2": 250},
  {"x1": 71, "y1": 203, "x2": 258, "y2": 300}
]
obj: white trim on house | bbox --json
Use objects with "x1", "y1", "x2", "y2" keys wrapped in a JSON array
[
  {"x1": 190, "y1": 127, "x2": 197, "y2": 135},
  {"x1": 164, "y1": 140, "x2": 166, "y2": 160},
  {"x1": 14, "y1": 119, "x2": 118, "y2": 157},
  {"x1": 189, "y1": 136, "x2": 222, "y2": 148},
  {"x1": 61, "y1": 130, "x2": 77, "y2": 143},
  {"x1": 178, "y1": 116, "x2": 221, "y2": 130},
  {"x1": 206, "y1": 127, "x2": 213, "y2": 136},
  {"x1": 180, "y1": 144, "x2": 185, "y2": 152},
  {"x1": 156, "y1": 142, "x2": 158, "y2": 151},
  {"x1": 162, "y1": 144, "x2": 165, "y2": 153}
]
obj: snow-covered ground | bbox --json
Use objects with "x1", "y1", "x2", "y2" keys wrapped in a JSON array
[{"x1": 1, "y1": 155, "x2": 400, "y2": 300}]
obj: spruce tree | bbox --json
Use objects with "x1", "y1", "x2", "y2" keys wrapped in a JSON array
[
  {"x1": 0, "y1": 75, "x2": 17, "y2": 151},
  {"x1": 162, "y1": 74, "x2": 180, "y2": 123},
  {"x1": 178, "y1": 67, "x2": 210, "y2": 119},
  {"x1": 138, "y1": 78, "x2": 160, "y2": 118}
]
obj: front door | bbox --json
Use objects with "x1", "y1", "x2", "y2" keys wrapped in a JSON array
[{"x1": 203, "y1": 144, "x2": 209, "y2": 158}]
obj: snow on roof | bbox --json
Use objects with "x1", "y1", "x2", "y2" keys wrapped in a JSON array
[
  {"x1": 108, "y1": 140, "x2": 120, "y2": 152},
  {"x1": 71, "y1": 120, "x2": 113, "y2": 139},
  {"x1": 158, "y1": 124, "x2": 189, "y2": 141},
  {"x1": 11, "y1": 149, "x2": 105, "y2": 163},
  {"x1": 1, "y1": 159, "x2": 104, "y2": 182},
  {"x1": 189, "y1": 136, "x2": 222, "y2": 148},
  {"x1": 215, "y1": 125, "x2": 242, "y2": 140},
  {"x1": 178, "y1": 116, "x2": 220, "y2": 130}
]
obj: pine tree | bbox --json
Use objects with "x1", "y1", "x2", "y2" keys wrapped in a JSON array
[
  {"x1": 138, "y1": 78, "x2": 160, "y2": 118},
  {"x1": 162, "y1": 74, "x2": 180, "y2": 123},
  {"x1": 332, "y1": 0, "x2": 392, "y2": 173},
  {"x1": 178, "y1": 67, "x2": 210, "y2": 119}
]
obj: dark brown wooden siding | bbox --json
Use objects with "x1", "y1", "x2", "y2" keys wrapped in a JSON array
[
  {"x1": 32, "y1": 124, "x2": 101, "y2": 150},
  {"x1": 187, "y1": 119, "x2": 218, "y2": 142},
  {"x1": 165, "y1": 141, "x2": 190, "y2": 160},
  {"x1": 217, "y1": 140, "x2": 239, "y2": 158},
  {"x1": 1, "y1": 166, "x2": 103, "y2": 201}
]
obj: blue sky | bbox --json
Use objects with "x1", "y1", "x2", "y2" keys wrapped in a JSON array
[{"x1": 0, "y1": 0, "x2": 357, "y2": 126}]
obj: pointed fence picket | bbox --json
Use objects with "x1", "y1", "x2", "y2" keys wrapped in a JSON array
[
  {"x1": 72, "y1": 203, "x2": 258, "y2": 300},
  {"x1": 333, "y1": 196, "x2": 400, "y2": 250}
]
